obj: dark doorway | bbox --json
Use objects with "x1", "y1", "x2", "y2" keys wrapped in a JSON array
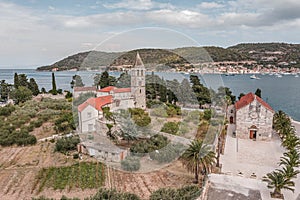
[
  {"x1": 230, "y1": 116, "x2": 234, "y2": 124},
  {"x1": 250, "y1": 130, "x2": 257, "y2": 140}
]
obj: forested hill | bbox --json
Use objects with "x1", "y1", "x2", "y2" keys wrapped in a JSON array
[
  {"x1": 36, "y1": 43, "x2": 300, "y2": 71},
  {"x1": 228, "y1": 43, "x2": 300, "y2": 67}
]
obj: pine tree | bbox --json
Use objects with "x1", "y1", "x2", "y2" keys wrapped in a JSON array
[
  {"x1": 18, "y1": 74, "x2": 29, "y2": 88},
  {"x1": 28, "y1": 78, "x2": 39, "y2": 96},
  {"x1": 70, "y1": 75, "x2": 84, "y2": 88}
]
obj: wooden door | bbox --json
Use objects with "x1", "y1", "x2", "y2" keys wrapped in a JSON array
[{"x1": 249, "y1": 130, "x2": 254, "y2": 139}]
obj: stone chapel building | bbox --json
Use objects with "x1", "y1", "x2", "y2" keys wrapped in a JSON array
[{"x1": 228, "y1": 92, "x2": 274, "y2": 141}]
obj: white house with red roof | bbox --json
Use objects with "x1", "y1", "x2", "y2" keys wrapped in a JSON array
[
  {"x1": 228, "y1": 92, "x2": 274, "y2": 141},
  {"x1": 77, "y1": 52, "x2": 146, "y2": 133}
]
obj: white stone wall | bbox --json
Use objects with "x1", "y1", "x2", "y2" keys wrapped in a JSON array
[
  {"x1": 110, "y1": 98, "x2": 135, "y2": 111},
  {"x1": 87, "y1": 147, "x2": 127, "y2": 162},
  {"x1": 112, "y1": 92, "x2": 131, "y2": 100},
  {"x1": 97, "y1": 91, "x2": 110, "y2": 97},
  {"x1": 78, "y1": 105, "x2": 99, "y2": 133},
  {"x1": 236, "y1": 99, "x2": 274, "y2": 141}
]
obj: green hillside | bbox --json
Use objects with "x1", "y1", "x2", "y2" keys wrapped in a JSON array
[{"x1": 36, "y1": 43, "x2": 300, "y2": 71}]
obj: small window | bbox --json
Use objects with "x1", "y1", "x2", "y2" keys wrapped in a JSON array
[
  {"x1": 87, "y1": 112, "x2": 92, "y2": 118},
  {"x1": 140, "y1": 89, "x2": 142, "y2": 93},
  {"x1": 141, "y1": 70, "x2": 143, "y2": 76},
  {"x1": 112, "y1": 153, "x2": 115, "y2": 156},
  {"x1": 230, "y1": 109, "x2": 233, "y2": 113},
  {"x1": 137, "y1": 70, "x2": 139, "y2": 76},
  {"x1": 88, "y1": 124, "x2": 93, "y2": 132}
]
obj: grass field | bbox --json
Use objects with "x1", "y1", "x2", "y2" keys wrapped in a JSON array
[{"x1": 36, "y1": 162, "x2": 105, "y2": 192}]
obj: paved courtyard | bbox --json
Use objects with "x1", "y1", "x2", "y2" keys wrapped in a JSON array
[{"x1": 220, "y1": 124, "x2": 300, "y2": 200}]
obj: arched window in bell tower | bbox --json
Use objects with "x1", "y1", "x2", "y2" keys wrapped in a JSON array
[{"x1": 137, "y1": 70, "x2": 139, "y2": 76}]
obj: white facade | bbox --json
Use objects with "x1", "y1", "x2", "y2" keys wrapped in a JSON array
[
  {"x1": 78, "y1": 104, "x2": 100, "y2": 133},
  {"x1": 232, "y1": 93, "x2": 274, "y2": 141}
]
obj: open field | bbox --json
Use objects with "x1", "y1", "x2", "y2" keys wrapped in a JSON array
[{"x1": 0, "y1": 141, "x2": 194, "y2": 200}]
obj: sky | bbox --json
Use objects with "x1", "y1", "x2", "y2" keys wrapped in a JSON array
[{"x1": 0, "y1": 0, "x2": 300, "y2": 68}]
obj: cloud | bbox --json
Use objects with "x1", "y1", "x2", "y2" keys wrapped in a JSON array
[
  {"x1": 146, "y1": 9, "x2": 213, "y2": 28},
  {"x1": 1, "y1": 0, "x2": 300, "y2": 67},
  {"x1": 103, "y1": 0, "x2": 174, "y2": 10},
  {"x1": 197, "y1": 2, "x2": 225, "y2": 9},
  {"x1": 48, "y1": 6, "x2": 55, "y2": 11}
]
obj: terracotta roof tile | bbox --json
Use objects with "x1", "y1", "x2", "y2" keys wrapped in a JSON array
[
  {"x1": 98, "y1": 86, "x2": 116, "y2": 92},
  {"x1": 235, "y1": 92, "x2": 273, "y2": 111},
  {"x1": 78, "y1": 95, "x2": 113, "y2": 112},
  {"x1": 113, "y1": 88, "x2": 131, "y2": 93}
]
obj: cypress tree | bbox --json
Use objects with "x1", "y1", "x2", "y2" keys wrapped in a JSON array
[
  {"x1": 52, "y1": 72, "x2": 57, "y2": 95},
  {"x1": 255, "y1": 88, "x2": 262, "y2": 98},
  {"x1": 14, "y1": 73, "x2": 19, "y2": 89}
]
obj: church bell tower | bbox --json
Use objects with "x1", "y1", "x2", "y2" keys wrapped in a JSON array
[{"x1": 131, "y1": 52, "x2": 146, "y2": 109}]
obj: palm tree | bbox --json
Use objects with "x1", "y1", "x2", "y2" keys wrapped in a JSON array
[
  {"x1": 279, "y1": 150, "x2": 300, "y2": 168},
  {"x1": 282, "y1": 132, "x2": 300, "y2": 151},
  {"x1": 181, "y1": 140, "x2": 216, "y2": 184},
  {"x1": 277, "y1": 165, "x2": 300, "y2": 180},
  {"x1": 273, "y1": 110, "x2": 292, "y2": 139},
  {"x1": 263, "y1": 171, "x2": 295, "y2": 198}
]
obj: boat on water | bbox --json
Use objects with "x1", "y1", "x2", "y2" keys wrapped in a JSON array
[
  {"x1": 250, "y1": 75, "x2": 260, "y2": 80},
  {"x1": 225, "y1": 73, "x2": 235, "y2": 76},
  {"x1": 276, "y1": 74, "x2": 283, "y2": 78},
  {"x1": 295, "y1": 74, "x2": 299, "y2": 78}
]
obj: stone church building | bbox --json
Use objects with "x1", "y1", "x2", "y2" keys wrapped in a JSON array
[
  {"x1": 228, "y1": 92, "x2": 274, "y2": 141},
  {"x1": 76, "y1": 52, "x2": 146, "y2": 162},
  {"x1": 77, "y1": 52, "x2": 146, "y2": 133}
]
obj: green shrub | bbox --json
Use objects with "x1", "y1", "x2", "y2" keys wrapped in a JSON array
[
  {"x1": 150, "y1": 185, "x2": 201, "y2": 200},
  {"x1": 146, "y1": 100, "x2": 164, "y2": 108},
  {"x1": 121, "y1": 156, "x2": 141, "y2": 172},
  {"x1": 33, "y1": 119, "x2": 44, "y2": 128},
  {"x1": 150, "y1": 143, "x2": 185, "y2": 163},
  {"x1": 0, "y1": 105, "x2": 15, "y2": 116},
  {"x1": 161, "y1": 122, "x2": 180, "y2": 135},
  {"x1": 150, "y1": 106, "x2": 168, "y2": 118},
  {"x1": 88, "y1": 188, "x2": 140, "y2": 200},
  {"x1": 55, "y1": 136, "x2": 80, "y2": 154},
  {"x1": 203, "y1": 109, "x2": 212, "y2": 121},
  {"x1": 130, "y1": 134, "x2": 169, "y2": 155},
  {"x1": 54, "y1": 112, "x2": 75, "y2": 134},
  {"x1": 129, "y1": 108, "x2": 151, "y2": 127}
]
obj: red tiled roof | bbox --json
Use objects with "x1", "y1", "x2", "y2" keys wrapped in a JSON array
[
  {"x1": 74, "y1": 86, "x2": 96, "y2": 92},
  {"x1": 235, "y1": 92, "x2": 273, "y2": 111},
  {"x1": 97, "y1": 86, "x2": 131, "y2": 93},
  {"x1": 113, "y1": 88, "x2": 131, "y2": 93},
  {"x1": 98, "y1": 86, "x2": 116, "y2": 92},
  {"x1": 78, "y1": 95, "x2": 113, "y2": 112}
]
